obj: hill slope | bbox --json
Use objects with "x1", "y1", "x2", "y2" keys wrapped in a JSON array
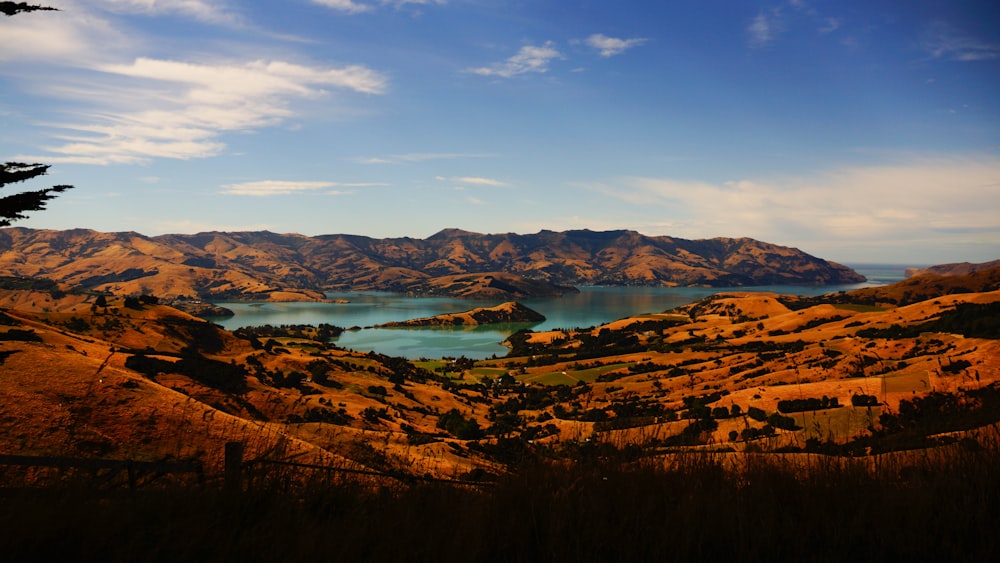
[
  {"x1": 906, "y1": 259, "x2": 1000, "y2": 278},
  {"x1": 376, "y1": 301, "x2": 545, "y2": 327},
  {"x1": 0, "y1": 227, "x2": 863, "y2": 300},
  {"x1": 2, "y1": 267, "x2": 998, "y2": 478}
]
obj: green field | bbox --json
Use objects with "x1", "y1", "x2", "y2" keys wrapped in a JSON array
[
  {"x1": 413, "y1": 360, "x2": 447, "y2": 372},
  {"x1": 470, "y1": 367, "x2": 510, "y2": 378},
  {"x1": 519, "y1": 362, "x2": 634, "y2": 386}
]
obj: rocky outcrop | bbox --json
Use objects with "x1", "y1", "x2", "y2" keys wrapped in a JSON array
[
  {"x1": 169, "y1": 300, "x2": 235, "y2": 319},
  {"x1": 376, "y1": 301, "x2": 545, "y2": 327}
]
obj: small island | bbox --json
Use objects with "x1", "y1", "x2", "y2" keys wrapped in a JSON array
[{"x1": 375, "y1": 301, "x2": 545, "y2": 327}]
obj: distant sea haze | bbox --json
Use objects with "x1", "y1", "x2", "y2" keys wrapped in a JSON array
[
  {"x1": 845, "y1": 263, "x2": 918, "y2": 286},
  {"x1": 212, "y1": 264, "x2": 904, "y2": 360}
]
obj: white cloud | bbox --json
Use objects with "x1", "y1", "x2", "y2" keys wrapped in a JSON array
[
  {"x1": 922, "y1": 22, "x2": 1000, "y2": 62},
  {"x1": 584, "y1": 34, "x2": 648, "y2": 57},
  {"x1": 102, "y1": 57, "x2": 386, "y2": 96},
  {"x1": 220, "y1": 180, "x2": 389, "y2": 196},
  {"x1": 0, "y1": 6, "x2": 131, "y2": 65},
  {"x1": 221, "y1": 180, "x2": 339, "y2": 196},
  {"x1": 468, "y1": 42, "x2": 564, "y2": 78},
  {"x1": 91, "y1": 0, "x2": 243, "y2": 25},
  {"x1": 26, "y1": 57, "x2": 387, "y2": 164},
  {"x1": 436, "y1": 176, "x2": 508, "y2": 187},
  {"x1": 818, "y1": 17, "x2": 840, "y2": 35},
  {"x1": 309, "y1": 0, "x2": 446, "y2": 14},
  {"x1": 310, "y1": 0, "x2": 372, "y2": 14},
  {"x1": 382, "y1": 0, "x2": 446, "y2": 7},
  {"x1": 590, "y1": 155, "x2": 1000, "y2": 254},
  {"x1": 747, "y1": 11, "x2": 783, "y2": 49},
  {"x1": 1, "y1": 3, "x2": 389, "y2": 165}
]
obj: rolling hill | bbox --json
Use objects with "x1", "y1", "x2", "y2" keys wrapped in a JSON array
[
  {"x1": 375, "y1": 301, "x2": 545, "y2": 327},
  {"x1": 0, "y1": 227, "x2": 864, "y2": 300},
  {"x1": 0, "y1": 265, "x2": 997, "y2": 478}
]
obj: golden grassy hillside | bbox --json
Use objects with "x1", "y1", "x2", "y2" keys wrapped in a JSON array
[
  {"x1": 0, "y1": 227, "x2": 864, "y2": 301},
  {"x1": 1, "y1": 268, "x2": 998, "y2": 478}
]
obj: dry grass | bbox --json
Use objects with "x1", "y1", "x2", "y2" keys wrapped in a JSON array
[
  {"x1": 2, "y1": 282, "x2": 999, "y2": 479},
  {"x1": 1, "y1": 427, "x2": 997, "y2": 562},
  {"x1": 2, "y1": 278, "x2": 1000, "y2": 560}
]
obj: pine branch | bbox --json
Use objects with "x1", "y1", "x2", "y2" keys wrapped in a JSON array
[
  {"x1": 1, "y1": 162, "x2": 50, "y2": 188},
  {"x1": 0, "y1": 184, "x2": 73, "y2": 226},
  {"x1": 0, "y1": 2, "x2": 58, "y2": 16}
]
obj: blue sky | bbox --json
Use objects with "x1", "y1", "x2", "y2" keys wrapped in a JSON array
[{"x1": 1, "y1": 0, "x2": 998, "y2": 264}]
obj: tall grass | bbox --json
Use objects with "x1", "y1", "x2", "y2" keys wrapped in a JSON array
[{"x1": 1, "y1": 426, "x2": 998, "y2": 562}]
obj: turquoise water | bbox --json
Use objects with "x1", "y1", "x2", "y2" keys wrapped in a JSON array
[{"x1": 210, "y1": 265, "x2": 911, "y2": 359}]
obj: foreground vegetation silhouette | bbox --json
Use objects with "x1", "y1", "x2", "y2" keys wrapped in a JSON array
[{"x1": 1, "y1": 429, "x2": 997, "y2": 562}]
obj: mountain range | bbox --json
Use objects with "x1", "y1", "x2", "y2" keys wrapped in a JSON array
[{"x1": 0, "y1": 227, "x2": 864, "y2": 300}]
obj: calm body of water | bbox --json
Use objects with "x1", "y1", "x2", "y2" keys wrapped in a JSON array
[{"x1": 209, "y1": 264, "x2": 913, "y2": 360}]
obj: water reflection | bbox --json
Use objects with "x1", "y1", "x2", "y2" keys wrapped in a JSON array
[{"x1": 210, "y1": 267, "x2": 897, "y2": 360}]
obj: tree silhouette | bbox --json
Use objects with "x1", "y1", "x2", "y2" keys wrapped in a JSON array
[
  {"x1": 0, "y1": 2, "x2": 57, "y2": 16},
  {"x1": 1, "y1": 4, "x2": 73, "y2": 226},
  {"x1": 0, "y1": 163, "x2": 73, "y2": 227}
]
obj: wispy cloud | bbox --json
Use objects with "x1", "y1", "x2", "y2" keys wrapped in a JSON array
[
  {"x1": 310, "y1": 0, "x2": 446, "y2": 14},
  {"x1": 382, "y1": 0, "x2": 446, "y2": 8},
  {"x1": 221, "y1": 181, "x2": 338, "y2": 196},
  {"x1": 589, "y1": 155, "x2": 1000, "y2": 252},
  {"x1": 102, "y1": 57, "x2": 386, "y2": 96},
  {"x1": 2, "y1": 3, "x2": 389, "y2": 165},
  {"x1": 91, "y1": 0, "x2": 244, "y2": 25},
  {"x1": 818, "y1": 17, "x2": 840, "y2": 35},
  {"x1": 922, "y1": 22, "x2": 1000, "y2": 62},
  {"x1": 435, "y1": 175, "x2": 508, "y2": 187},
  {"x1": 310, "y1": 0, "x2": 373, "y2": 15},
  {"x1": 221, "y1": 180, "x2": 386, "y2": 196},
  {"x1": 747, "y1": 10, "x2": 783, "y2": 49},
  {"x1": 584, "y1": 34, "x2": 648, "y2": 57},
  {"x1": 747, "y1": 3, "x2": 843, "y2": 45},
  {"x1": 0, "y1": 6, "x2": 132, "y2": 65},
  {"x1": 26, "y1": 57, "x2": 387, "y2": 165},
  {"x1": 468, "y1": 42, "x2": 564, "y2": 78}
]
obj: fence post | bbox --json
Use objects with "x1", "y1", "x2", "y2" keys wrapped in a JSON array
[{"x1": 224, "y1": 441, "x2": 244, "y2": 496}]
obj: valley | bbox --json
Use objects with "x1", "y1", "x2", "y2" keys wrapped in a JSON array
[
  {"x1": 0, "y1": 263, "x2": 997, "y2": 478},
  {"x1": 1, "y1": 252, "x2": 997, "y2": 562}
]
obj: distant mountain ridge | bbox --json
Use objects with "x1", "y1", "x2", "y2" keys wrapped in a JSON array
[
  {"x1": 906, "y1": 260, "x2": 1000, "y2": 278},
  {"x1": 0, "y1": 227, "x2": 865, "y2": 300}
]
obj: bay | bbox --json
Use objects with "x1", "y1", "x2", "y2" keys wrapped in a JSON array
[{"x1": 209, "y1": 264, "x2": 912, "y2": 360}]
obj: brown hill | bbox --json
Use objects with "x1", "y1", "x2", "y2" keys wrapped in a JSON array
[
  {"x1": 0, "y1": 227, "x2": 863, "y2": 301},
  {"x1": 783, "y1": 264, "x2": 1000, "y2": 308},
  {"x1": 906, "y1": 259, "x2": 1000, "y2": 278},
  {"x1": 376, "y1": 301, "x2": 545, "y2": 327},
  {"x1": 0, "y1": 290, "x2": 494, "y2": 476},
  {"x1": 1, "y1": 267, "x2": 999, "y2": 478}
]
